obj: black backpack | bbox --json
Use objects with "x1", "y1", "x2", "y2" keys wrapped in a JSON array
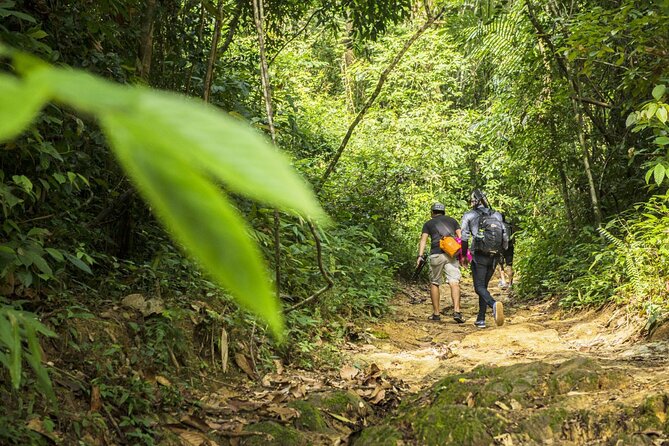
[{"x1": 474, "y1": 209, "x2": 504, "y2": 255}]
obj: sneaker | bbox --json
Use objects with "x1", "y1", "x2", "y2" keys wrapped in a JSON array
[
  {"x1": 453, "y1": 312, "x2": 465, "y2": 323},
  {"x1": 428, "y1": 314, "x2": 441, "y2": 321},
  {"x1": 474, "y1": 320, "x2": 486, "y2": 329},
  {"x1": 493, "y1": 301, "x2": 505, "y2": 326}
]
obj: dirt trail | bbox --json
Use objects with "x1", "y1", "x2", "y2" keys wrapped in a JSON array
[
  {"x1": 197, "y1": 278, "x2": 669, "y2": 445},
  {"x1": 344, "y1": 278, "x2": 669, "y2": 393}
]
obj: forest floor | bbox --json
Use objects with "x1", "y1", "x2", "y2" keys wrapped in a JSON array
[{"x1": 183, "y1": 276, "x2": 669, "y2": 445}]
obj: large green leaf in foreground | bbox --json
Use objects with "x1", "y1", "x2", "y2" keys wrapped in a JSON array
[{"x1": 0, "y1": 55, "x2": 327, "y2": 337}]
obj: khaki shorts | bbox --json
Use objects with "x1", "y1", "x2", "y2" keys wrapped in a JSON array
[{"x1": 429, "y1": 253, "x2": 461, "y2": 285}]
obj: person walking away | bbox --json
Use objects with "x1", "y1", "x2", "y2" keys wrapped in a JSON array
[
  {"x1": 497, "y1": 214, "x2": 515, "y2": 290},
  {"x1": 460, "y1": 190, "x2": 507, "y2": 328},
  {"x1": 417, "y1": 202, "x2": 464, "y2": 323}
]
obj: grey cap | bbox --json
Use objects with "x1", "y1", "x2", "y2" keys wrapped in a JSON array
[{"x1": 431, "y1": 202, "x2": 445, "y2": 212}]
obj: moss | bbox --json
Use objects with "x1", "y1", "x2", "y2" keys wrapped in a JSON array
[
  {"x1": 518, "y1": 408, "x2": 570, "y2": 442},
  {"x1": 308, "y1": 390, "x2": 367, "y2": 416},
  {"x1": 635, "y1": 393, "x2": 669, "y2": 433},
  {"x1": 241, "y1": 421, "x2": 306, "y2": 446},
  {"x1": 412, "y1": 405, "x2": 505, "y2": 445},
  {"x1": 547, "y1": 357, "x2": 629, "y2": 396},
  {"x1": 353, "y1": 425, "x2": 402, "y2": 446},
  {"x1": 288, "y1": 400, "x2": 330, "y2": 432},
  {"x1": 431, "y1": 361, "x2": 553, "y2": 409},
  {"x1": 367, "y1": 329, "x2": 390, "y2": 339}
]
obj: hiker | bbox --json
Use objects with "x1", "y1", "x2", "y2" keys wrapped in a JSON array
[
  {"x1": 460, "y1": 190, "x2": 507, "y2": 328},
  {"x1": 497, "y1": 214, "x2": 515, "y2": 290},
  {"x1": 416, "y1": 202, "x2": 464, "y2": 323}
]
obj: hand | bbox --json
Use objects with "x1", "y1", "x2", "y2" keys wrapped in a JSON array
[
  {"x1": 458, "y1": 253, "x2": 469, "y2": 267},
  {"x1": 416, "y1": 256, "x2": 424, "y2": 268}
]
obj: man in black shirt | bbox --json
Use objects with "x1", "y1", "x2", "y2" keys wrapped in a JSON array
[{"x1": 417, "y1": 202, "x2": 464, "y2": 323}]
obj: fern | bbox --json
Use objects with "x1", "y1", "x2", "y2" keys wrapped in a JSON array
[{"x1": 597, "y1": 225, "x2": 644, "y2": 300}]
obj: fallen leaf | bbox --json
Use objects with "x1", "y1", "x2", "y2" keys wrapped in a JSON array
[
  {"x1": 221, "y1": 328, "x2": 229, "y2": 373},
  {"x1": 371, "y1": 388, "x2": 386, "y2": 405},
  {"x1": 156, "y1": 375, "x2": 172, "y2": 387},
  {"x1": 90, "y1": 385, "x2": 102, "y2": 412},
  {"x1": 466, "y1": 392, "x2": 475, "y2": 408},
  {"x1": 274, "y1": 359, "x2": 284, "y2": 375},
  {"x1": 177, "y1": 428, "x2": 214, "y2": 446},
  {"x1": 268, "y1": 406, "x2": 301, "y2": 422},
  {"x1": 509, "y1": 399, "x2": 523, "y2": 410},
  {"x1": 234, "y1": 353, "x2": 256, "y2": 379},
  {"x1": 323, "y1": 410, "x2": 356, "y2": 425},
  {"x1": 26, "y1": 418, "x2": 61, "y2": 442},
  {"x1": 495, "y1": 401, "x2": 510, "y2": 411},
  {"x1": 340, "y1": 365, "x2": 359, "y2": 381},
  {"x1": 180, "y1": 415, "x2": 211, "y2": 432}
]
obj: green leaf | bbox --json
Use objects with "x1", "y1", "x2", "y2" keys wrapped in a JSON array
[
  {"x1": 37, "y1": 68, "x2": 326, "y2": 222},
  {"x1": 23, "y1": 318, "x2": 55, "y2": 401},
  {"x1": 45, "y1": 248, "x2": 64, "y2": 262},
  {"x1": 652, "y1": 84, "x2": 666, "y2": 101},
  {"x1": 625, "y1": 112, "x2": 637, "y2": 127},
  {"x1": 64, "y1": 253, "x2": 92, "y2": 274},
  {"x1": 28, "y1": 30, "x2": 47, "y2": 39},
  {"x1": 653, "y1": 163, "x2": 666, "y2": 186},
  {"x1": 645, "y1": 168, "x2": 654, "y2": 184},
  {"x1": 8, "y1": 313, "x2": 21, "y2": 389},
  {"x1": 24, "y1": 250, "x2": 52, "y2": 276},
  {"x1": 657, "y1": 107, "x2": 668, "y2": 124},
  {"x1": 0, "y1": 74, "x2": 50, "y2": 142},
  {"x1": 655, "y1": 136, "x2": 669, "y2": 146},
  {"x1": 12, "y1": 175, "x2": 33, "y2": 193},
  {"x1": 101, "y1": 113, "x2": 284, "y2": 337}
]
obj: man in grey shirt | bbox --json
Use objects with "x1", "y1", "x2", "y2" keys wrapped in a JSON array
[{"x1": 460, "y1": 190, "x2": 507, "y2": 328}]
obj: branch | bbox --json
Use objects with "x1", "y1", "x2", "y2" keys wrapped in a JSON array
[
  {"x1": 315, "y1": 8, "x2": 445, "y2": 193},
  {"x1": 570, "y1": 96, "x2": 613, "y2": 109},
  {"x1": 268, "y1": 7, "x2": 323, "y2": 66},
  {"x1": 286, "y1": 221, "x2": 333, "y2": 312}
]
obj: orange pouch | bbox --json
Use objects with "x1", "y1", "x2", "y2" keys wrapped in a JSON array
[{"x1": 439, "y1": 236, "x2": 461, "y2": 257}]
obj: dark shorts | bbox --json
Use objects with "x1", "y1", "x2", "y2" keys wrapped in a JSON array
[{"x1": 500, "y1": 246, "x2": 514, "y2": 266}]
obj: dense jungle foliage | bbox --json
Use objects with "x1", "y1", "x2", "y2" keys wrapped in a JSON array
[{"x1": 1, "y1": 0, "x2": 668, "y2": 443}]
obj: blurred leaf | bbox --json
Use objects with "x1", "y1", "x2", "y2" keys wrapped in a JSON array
[
  {"x1": 0, "y1": 74, "x2": 49, "y2": 142},
  {"x1": 652, "y1": 84, "x2": 666, "y2": 101},
  {"x1": 102, "y1": 112, "x2": 284, "y2": 337},
  {"x1": 33, "y1": 68, "x2": 326, "y2": 222}
]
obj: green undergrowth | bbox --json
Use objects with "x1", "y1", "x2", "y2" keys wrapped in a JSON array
[{"x1": 518, "y1": 194, "x2": 669, "y2": 328}]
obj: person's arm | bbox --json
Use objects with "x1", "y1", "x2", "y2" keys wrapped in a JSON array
[
  {"x1": 417, "y1": 232, "x2": 429, "y2": 267},
  {"x1": 455, "y1": 228, "x2": 462, "y2": 239},
  {"x1": 459, "y1": 213, "x2": 471, "y2": 266}
]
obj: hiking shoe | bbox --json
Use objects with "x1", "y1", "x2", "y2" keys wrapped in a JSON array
[
  {"x1": 474, "y1": 320, "x2": 486, "y2": 329},
  {"x1": 428, "y1": 314, "x2": 441, "y2": 322},
  {"x1": 493, "y1": 301, "x2": 505, "y2": 326},
  {"x1": 453, "y1": 312, "x2": 465, "y2": 323}
]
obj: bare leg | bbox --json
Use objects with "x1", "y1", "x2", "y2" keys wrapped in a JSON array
[
  {"x1": 449, "y1": 281, "x2": 461, "y2": 312},
  {"x1": 430, "y1": 284, "x2": 440, "y2": 315},
  {"x1": 498, "y1": 263, "x2": 507, "y2": 284},
  {"x1": 508, "y1": 266, "x2": 514, "y2": 286}
]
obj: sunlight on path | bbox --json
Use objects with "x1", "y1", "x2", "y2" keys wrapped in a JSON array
[{"x1": 345, "y1": 277, "x2": 669, "y2": 393}]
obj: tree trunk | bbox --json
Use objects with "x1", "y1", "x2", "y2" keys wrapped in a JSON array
[
  {"x1": 203, "y1": 0, "x2": 225, "y2": 102},
  {"x1": 252, "y1": 0, "x2": 282, "y2": 295},
  {"x1": 138, "y1": 0, "x2": 158, "y2": 81},
  {"x1": 185, "y1": 3, "x2": 206, "y2": 95}
]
